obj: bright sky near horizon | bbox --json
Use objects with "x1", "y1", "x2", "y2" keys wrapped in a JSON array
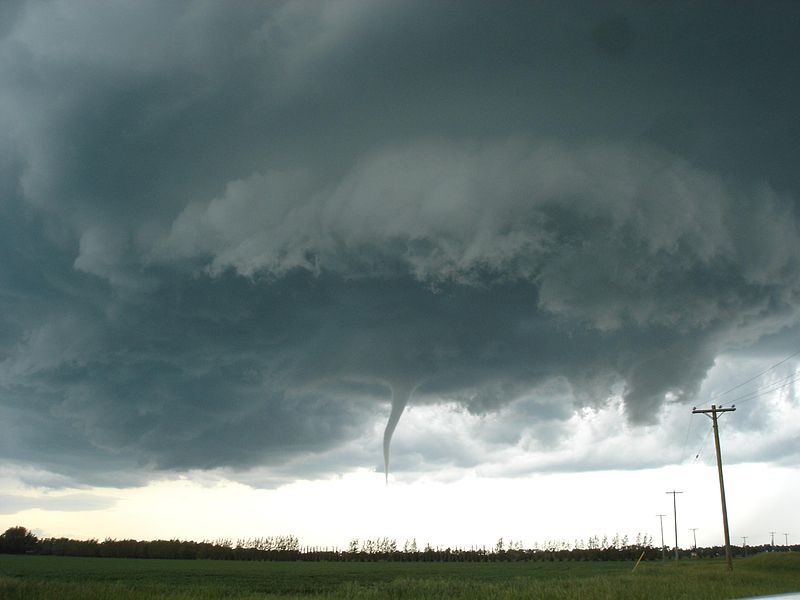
[{"x1": 1, "y1": 1, "x2": 800, "y2": 550}]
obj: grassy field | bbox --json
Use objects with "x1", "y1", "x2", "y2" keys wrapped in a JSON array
[{"x1": 1, "y1": 552, "x2": 798, "y2": 599}]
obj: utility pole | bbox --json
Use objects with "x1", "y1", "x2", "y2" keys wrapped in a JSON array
[
  {"x1": 690, "y1": 528, "x2": 699, "y2": 550},
  {"x1": 741, "y1": 536, "x2": 747, "y2": 558},
  {"x1": 657, "y1": 514, "x2": 667, "y2": 560},
  {"x1": 770, "y1": 532, "x2": 776, "y2": 547},
  {"x1": 666, "y1": 491, "x2": 683, "y2": 561},
  {"x1": 693, "y1": 404, "x2": 736, "y2": 571},
  {"x1": 784, "y1": 533, "x2": 789, "y2": 548}
]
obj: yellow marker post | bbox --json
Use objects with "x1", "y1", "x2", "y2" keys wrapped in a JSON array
[{"x1": 632, "y1": 550, "x2": 646, "y2": 572}]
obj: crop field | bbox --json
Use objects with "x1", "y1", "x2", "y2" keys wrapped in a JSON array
[{"x1": 1, "y1": 552, "x2": 799, "y2": 599}]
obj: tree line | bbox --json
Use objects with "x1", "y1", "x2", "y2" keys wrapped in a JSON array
[{"x1": 1, "y1": 526, "x2": 790, "y2": 562}]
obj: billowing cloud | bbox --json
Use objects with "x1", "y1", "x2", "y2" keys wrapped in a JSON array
[{"x1": 1, "y1": 1, "x2": 799, "y2": 488}]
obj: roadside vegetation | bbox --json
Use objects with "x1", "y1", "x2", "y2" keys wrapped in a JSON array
[{"x1": 1, "y1": 526, "x2": 788, "y2": 563}]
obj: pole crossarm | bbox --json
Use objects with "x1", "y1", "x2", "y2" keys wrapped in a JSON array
[{"x1": 692, "y1": 406, "x2": 737, "y2": 417}]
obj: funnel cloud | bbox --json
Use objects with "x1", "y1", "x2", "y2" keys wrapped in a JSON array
[
  {"x1": 383, "y1": 380, "x2": 418, "y2": 482},
  {"x1": 0, "y1": 1, "x2": 799, "y2": 488}
]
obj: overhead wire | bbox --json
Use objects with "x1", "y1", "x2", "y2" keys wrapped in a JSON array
[
  {"x1": 693, "y1": 424, "x2": 713, "y2": 462},
  {"x1": 686, "y1": 347, "x2": 800, "y2": 462},
  {"x1": 719, "y1": 370, "x2": 800, "y2": 408},
  {"x1": 679, "y1": 410, "x2": 695, "y2": 463},
  {"x1": 712, "y1": 348, "x2": 800, "y2": 401}
]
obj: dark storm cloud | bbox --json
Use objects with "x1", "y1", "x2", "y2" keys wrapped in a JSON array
[{"x1": 1, "y1": 1, "x2": 800, "y2": 486}]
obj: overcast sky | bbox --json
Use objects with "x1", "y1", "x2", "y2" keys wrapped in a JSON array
[{"x1": 1, "y1": 1, "x2": 799, "y2": 548}]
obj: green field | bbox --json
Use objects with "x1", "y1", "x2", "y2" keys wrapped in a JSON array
[{"x1": 1, "y1": 552, "x2": 799, "y2": 599}]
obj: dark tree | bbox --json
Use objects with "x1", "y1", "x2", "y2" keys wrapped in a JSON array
[{"x1": 0, "y1": 526, "x2": 40, "y2": 554}]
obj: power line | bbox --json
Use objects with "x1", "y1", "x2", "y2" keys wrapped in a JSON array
[
  {"x1": 712, "y1": 348, "x2": 800, "y2": 400},
  {"x1": 694, "y1": 424, "x2": 713, "y2": 461},
  {"x1": 685, "y1": 349, "x2": 799, "y2": 468},
  {"x1": 680, "y1": 410, "x2": 696, "y2": 463},
  {"x1": 720, "y1": 371, "x2": 800, "y2": 408}
]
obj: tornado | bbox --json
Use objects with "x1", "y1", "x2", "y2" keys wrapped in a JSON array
[{"x1": 383, "y1": 379, "x2": 416, "y2": 484}]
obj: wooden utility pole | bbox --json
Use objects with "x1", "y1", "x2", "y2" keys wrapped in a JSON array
[
  {"x1": 690, "y1": 528, "x2": 699, "y2": 549},
  {"x1": 741, "y1": 536, "x2": 748, "y2": 558},
  {"x1": 693, "y1": 404, "x2": 736, "y2": 571},
  {"x1": 784, "y1": 533, "x2": 790, "y2": 547},
  {"x1": 657, "y1": 514, "x2": 667, "y2": 560},
  {"x1": 666, "y1": 491, "x2": 683, "y2": 561}
]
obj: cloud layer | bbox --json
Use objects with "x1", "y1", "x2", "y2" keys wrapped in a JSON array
[{"x1": 1, "y1": 1, "x2": 800, "y2": 487}]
